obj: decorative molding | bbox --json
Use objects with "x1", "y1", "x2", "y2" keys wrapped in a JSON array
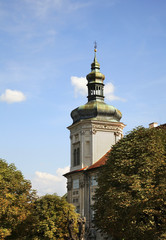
[
  {"x1": 114, "y1": 131, "x2": 121, "y2": 136},
  {"x1": 70, "y1": 134, "x2": 73, "y2": 140},
  {"x1": 92, "y1": 128, "x2": 97, "y2": 134},
  {"x1": 80, "y1": 130, "x2": 85, "y2": 135},
  {"x1": 74, "y1": 134, "x2": 79, "y2": 142},
  {"x1": 67, "y1": 181, "x2": 72, "y2": 191},
  {"x1": 80, "y1": 180, "x2": 85, "y2": 188},
  {"x1": 91, "y1": 124, "x2": 123, "y2": 133}
]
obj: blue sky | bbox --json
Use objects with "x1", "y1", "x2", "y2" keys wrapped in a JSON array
[{"x1": 0, "y1": 0, "x2": 166, "y2": 196}]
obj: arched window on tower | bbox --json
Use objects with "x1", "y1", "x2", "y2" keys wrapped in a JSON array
[
  {"x1": 73, "y1": 144, "x2": 80, "y2": 167},
  {"x1": 74, "y1": 149, "x2": 77, "y2": 166},
  {"x1": 77, "y1": 148, "x2": 80, "y2": 165}
]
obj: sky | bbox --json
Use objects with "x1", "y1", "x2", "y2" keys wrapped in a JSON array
[{"x1": 0, "y1": 0, "x2": 166, "y2": 196}]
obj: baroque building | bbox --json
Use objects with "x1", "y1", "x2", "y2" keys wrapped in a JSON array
[{"x1": 64, "y1": 47, "x2": 125, "y2": 239}]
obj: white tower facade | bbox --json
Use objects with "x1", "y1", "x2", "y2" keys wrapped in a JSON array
[{"x1": 69, "y1": 119, "x2": 124, "y2": 172}]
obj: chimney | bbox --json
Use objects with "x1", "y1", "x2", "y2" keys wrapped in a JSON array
[{"x1": 149, "y1": 122, "x2": 158, "y2": 129}]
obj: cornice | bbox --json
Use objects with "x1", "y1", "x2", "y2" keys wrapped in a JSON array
[{"x1": 68, "y1": 119, "x2": 126, "y2": 130}]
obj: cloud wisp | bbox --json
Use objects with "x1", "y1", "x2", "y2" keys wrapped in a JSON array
[
  {"x1": 104, "y1": 82, "x2": 125, "y2": 101},
  {"x1": 25, "y1": 0, "x2": 91, "y2": 18},
  {"x1": 71, "y1": 76, "x2": 87, "y2": 97},
  {"x1": 0, "y1": 89, "x2": 26, "y2": 103},
  {"x1": 71, "y1": 76, "x2": 125, "y2": 102},
  {"x1": 32, "y1": 166, "x2": 69, "y2": 196}
]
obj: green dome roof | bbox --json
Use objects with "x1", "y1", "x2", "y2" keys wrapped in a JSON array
[{"x1": 71, "y1": 100, "x2": 122, "y2": 124}]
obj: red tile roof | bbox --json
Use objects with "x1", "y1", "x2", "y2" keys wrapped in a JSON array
[
  {"x1": 87, "y1": 150, "x2": 110, "y2": 171},
  {"x1": 64, "y1": 150, "x2": 111, "y2": 177},
  {"x1": 63, "y1": 166, "x2": 88, "y2": 177}
]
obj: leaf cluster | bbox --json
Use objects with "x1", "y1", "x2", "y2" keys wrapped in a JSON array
[
  {"x1": 0, "y1": 159, "x2": 36, "y2": 239},
  {"x1": 24, "y1": 194, "x2": 80, "y2": 240},
  {"x1": 93, "y1": 127, "x2": 166, "y2": 240},
  {"x1": 0, "y1": 159, "x2": 81, "y2": 240}
]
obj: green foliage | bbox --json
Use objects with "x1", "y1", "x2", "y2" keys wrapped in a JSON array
[
  {"x1": 0, "y1": 159, "x2": 36, "y2": 240},
  {"x1": 0, "y1": 159, "x2": 80, "y2": 239},
  {"x1": 93, "y1": 127, "x2": 166, "y2": 240},
  {"x1": 25, "y1": 194, "x2": 80, "y2": 240}
]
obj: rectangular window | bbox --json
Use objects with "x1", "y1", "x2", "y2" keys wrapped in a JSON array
[
  {"x1": 76, "y1": 205, "x2": 80, "y2": 213},
  {"x1": 73, "y1": 190, "x2": 79, "y2": 195},
  {"x1": 91, "y1": 176, "x2": 98, "y2": 186},
  {"x1": 73, "y1": 179, "x2": 79, "y2": 189},
  {"x1": 73, "y1": 198, "x2": 79, "y2": 203}
]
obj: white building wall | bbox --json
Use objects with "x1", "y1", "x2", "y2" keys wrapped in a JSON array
[
  {"x1": 82, "y1": 131, "x2": 92, "y2": 168},
  {"x1": 92, "y1": 130, "x2": 115, "y2": 164},
  {"x1": 68, "y1": 120, "x2": 125, "y2": 171}
]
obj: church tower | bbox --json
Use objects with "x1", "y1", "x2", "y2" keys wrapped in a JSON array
[{"x1": 64, "y1": 46, "x2": 125, "y2": 239}]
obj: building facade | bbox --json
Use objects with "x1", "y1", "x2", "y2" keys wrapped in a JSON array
[{"x1": 64, "y1": 48, "x2": 125, "y2": 239}]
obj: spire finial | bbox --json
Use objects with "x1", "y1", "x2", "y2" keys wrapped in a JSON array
[{"x1": 94, "y1": 41, "x2": 97, "y2": 53}]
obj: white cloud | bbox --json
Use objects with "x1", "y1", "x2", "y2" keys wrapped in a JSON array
[
  {"x1": 71, "y1": 76, "x2": 87, "y2": 97},
  {"x1": 71, "y1": 76, "x2": 125, "y2": 102},
  {"x1": 105, "y1": 83, "x2": 125, "y2": 102},
  {"x1": 0, "y1": 89, "x2": 26, "y2": 103},
  {"x1": 32, "y1": 166, "x2": 70, "y2": 196}
]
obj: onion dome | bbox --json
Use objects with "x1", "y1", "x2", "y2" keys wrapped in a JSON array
[{"x1": 71, "y1": 45, "x2": 122, "y2": 124}]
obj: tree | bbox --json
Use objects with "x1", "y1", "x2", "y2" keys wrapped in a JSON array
[
  {"x1": 26, "y1": 194, "x2": 80, "y2": 240},
  {"x1": 0, "y1": 159, "x2": 36, "y2": 240},
  {"x1": 93, "y1": 127, "x2": 166, "y2": 240}
]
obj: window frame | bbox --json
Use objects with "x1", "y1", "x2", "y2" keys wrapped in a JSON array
[{"x1": 73, "y1": 179, "x2": 79, "y2": 189}]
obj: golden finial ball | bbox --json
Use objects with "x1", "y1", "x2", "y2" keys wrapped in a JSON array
[{"x1": 94, "y1": 49, "x2": 97, "y2": 52}]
